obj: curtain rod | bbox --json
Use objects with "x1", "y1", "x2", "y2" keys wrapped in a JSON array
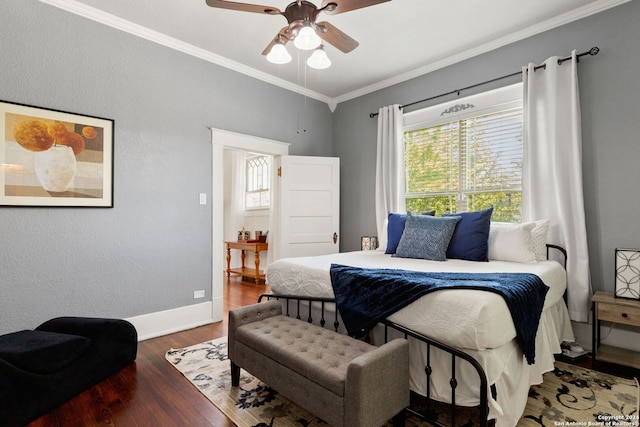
[{"x1": 369, "y1": 47, "x2": 600, "y2": 118}]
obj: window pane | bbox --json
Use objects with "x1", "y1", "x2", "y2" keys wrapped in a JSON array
[
  {"x1": 245, "y1": 155, "x2": 271, "y2": 209},
  {"x1": 468, "y1": 191, "x2": 521, "y2": 222},
  {"x1": 404, "y1": 106, "x2": 522, "y2": 218},
  {"x1": 246, "y1": 156, "x2": 270, "y2": 192},
  {"x1": 260, "y1": 190, "x2": 270, "y2": 207},
  {"x1": 245, "y1": 192, "x2": 261, "y2": 209},
  {"x1": 404, "y1": 123, "x2": 459, "y2": 194},
  {"x1": 462, "y1": 108, "x2": 523, "y2": 192},
  {"x1": 406, "y1": 195, "x2": 457, "y2": 215}
]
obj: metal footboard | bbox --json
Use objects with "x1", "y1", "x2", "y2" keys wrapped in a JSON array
[
  {"x1": 258, "y1": 292, "x2": 493, "y2": 427},
  {"x1": 381, "y1": 319, "x2": 494, "y2": 427},
  {"x1": 258, "y1": 293, "x2": 340, "y2": 331},
  {"x1": 257, "y1": 245, "x2": 567, "y2": 426}
]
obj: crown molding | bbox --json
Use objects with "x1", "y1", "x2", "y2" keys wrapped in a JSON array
[
  {"x1": 38, "y1": 0, "x2": 629, "y2": 111},
  {"x1": 332, "y1": 0, "x2": 630, "y2": 106},
  {"x1": 37, "y1": 0, "x2": 332, "y2": 106}
]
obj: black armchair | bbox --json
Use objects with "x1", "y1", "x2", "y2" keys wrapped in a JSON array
[{"x1": 0, "y1": 317, "x2": 137, "y2": 427}]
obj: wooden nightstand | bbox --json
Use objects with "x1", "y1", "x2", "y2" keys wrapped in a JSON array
[{"x1": 591, "y1": 291, "x2": 640, "y2": 369}]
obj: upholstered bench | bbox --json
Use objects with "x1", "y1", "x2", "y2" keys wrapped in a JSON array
[{"x1": 228, "y1": 300, "x2": 409, "y2": 427}]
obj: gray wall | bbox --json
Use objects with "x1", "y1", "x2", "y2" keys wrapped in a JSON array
[
  {"x1": 2, "y1": 0, "x2": 638, "y2": 335},
  {"x1": 333, "y1": 1, "x2": 640, "y2": 296},
  {"x1": 0, "y1": 0, "x2": 332, "y2": 334}
]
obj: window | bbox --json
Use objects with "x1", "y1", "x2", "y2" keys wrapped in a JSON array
[
  {"x1": 403, "y1": 84, "x2": 523, "y2": 221},
  {"x1": 245, "y1": 155, "x2": 271, "y2": 209}
]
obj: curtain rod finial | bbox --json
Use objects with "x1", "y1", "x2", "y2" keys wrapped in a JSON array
[{"x1": 589, "y1": 47, "x2": 600, "y2": 56}]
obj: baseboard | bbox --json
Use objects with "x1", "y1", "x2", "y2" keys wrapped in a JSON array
[{"x1": 126, "y1": 298, "x2": 223, "y2": 341}]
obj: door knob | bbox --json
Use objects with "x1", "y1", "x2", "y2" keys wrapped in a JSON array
[{"x1": 333, "y1": 232, "x2": 338, "y2": 244}]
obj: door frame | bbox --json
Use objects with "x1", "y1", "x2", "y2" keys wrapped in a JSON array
[{"x1": 210, "y1": 128, "x2": 290, "y2": 322}]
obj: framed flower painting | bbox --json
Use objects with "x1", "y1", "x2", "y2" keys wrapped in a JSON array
[{"x1": 0, "y1": 100, "x2": 113, "y2": 207}]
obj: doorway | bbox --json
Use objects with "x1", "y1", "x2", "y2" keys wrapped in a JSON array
[{"x1": 210, "y1": 128, "x2": 290, "y2": 323}]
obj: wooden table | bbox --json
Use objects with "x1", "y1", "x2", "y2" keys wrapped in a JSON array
[
  {"x1": 225, "y1": 241, "x2": 268, "y2": 284},
  {"x1": 592, "y1": 291, "x2": 640, "y2": 369}
]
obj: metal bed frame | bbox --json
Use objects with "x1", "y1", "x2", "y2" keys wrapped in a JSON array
[{"x1": 257, "y1": 244, "x2": 568, "y2": 427}]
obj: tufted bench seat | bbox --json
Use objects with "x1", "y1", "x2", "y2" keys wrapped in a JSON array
[{"x1": 228, "y1": 300, "x2": 409, "y2": 427}]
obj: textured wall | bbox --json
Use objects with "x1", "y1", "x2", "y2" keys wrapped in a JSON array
[
  {"x1": 332, "y1": 1, "x2": 640, "y2": 297},
  {"x1": 0, "y1": 0, "x2": 332, "y2": 334},
  {"x1": 3, "y1": 0, "x2": 639, "y2": 337}
]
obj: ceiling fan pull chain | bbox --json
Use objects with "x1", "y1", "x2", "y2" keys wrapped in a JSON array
[
  {"x1": 298, "y1": 55, "x2": 308, "y2": 134},
  {"x1": 303, "y1": 62, "x2": 308, "y2": 133}
]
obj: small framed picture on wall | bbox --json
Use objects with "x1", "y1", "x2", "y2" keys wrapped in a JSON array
[{"x1": 615, "y1": 248, "x2": 640, "y2": 300}]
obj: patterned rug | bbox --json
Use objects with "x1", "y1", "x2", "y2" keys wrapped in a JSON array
[{"x1": 166, "y1": 337, "x2": 639, "y2": 427}]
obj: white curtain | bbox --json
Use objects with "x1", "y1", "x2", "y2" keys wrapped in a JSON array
[
  {"x1": 226, "y1": 150, "x2": 246, "y2": 268},
  {"x1": 522, "y1": 50, "x2": 591, "y2": 322},
  {"x1": 375, "y1": 104, "x2": 405, "y2": 251}
]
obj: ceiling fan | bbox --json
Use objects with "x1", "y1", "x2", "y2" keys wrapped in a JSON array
[{"x1": 205, "y1": 0, "x2": 390, "y2": 68}]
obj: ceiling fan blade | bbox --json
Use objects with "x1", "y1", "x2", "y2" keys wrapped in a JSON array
[
  {"x1": 316, "y1": 21, "x2": 358, "y2": 53},
  {"x1": 261, "y1": 27, "x2": 293, "y2": 55},
  {"x1": 320, "y1": 0, "x2": 390, "y2": 15},
  {"x1": 205, "y1": 0, "x2": 281, "y2": 15}
]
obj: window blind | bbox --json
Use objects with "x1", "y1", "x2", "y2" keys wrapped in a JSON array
[{"x1": 404, "y1": 106, "x2": 523, "y2": 216}]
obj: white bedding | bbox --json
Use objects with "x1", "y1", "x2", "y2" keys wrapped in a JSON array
[
  {"x1": 266, "y1": 249, "x2": 567, "y2": 350},
  {"x1": 266, "y1": 249, "x2": 575, "y2": 427}
]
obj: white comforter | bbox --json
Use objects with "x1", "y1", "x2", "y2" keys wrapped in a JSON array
[
  {"x1": 266, "y1": 249, "x2": 567, "y2": 350},
  {"x1": 266, "y1": 249, "x2": 575, "y2": 426}
]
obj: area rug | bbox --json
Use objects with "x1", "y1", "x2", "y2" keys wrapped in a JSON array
[{"x1": 166, "y1": 337, "x2": 638, "y2": 427}]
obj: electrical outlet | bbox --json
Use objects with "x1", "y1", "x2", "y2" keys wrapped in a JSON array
[
  {"x1": 193, "y1": 290, "x2": 205, "y2": 299},
  {"x1": 199, "y1": 193, "x2": 207, "y2": 205}
]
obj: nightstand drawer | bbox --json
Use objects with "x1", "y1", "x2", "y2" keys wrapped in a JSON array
[{"x1": 597, "y1": 302, "x2": 640, "y2": 326}]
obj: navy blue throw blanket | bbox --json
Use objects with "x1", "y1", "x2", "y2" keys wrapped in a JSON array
[{"x1": 329, "y1": 264, "x2": 549, "y2": 364}]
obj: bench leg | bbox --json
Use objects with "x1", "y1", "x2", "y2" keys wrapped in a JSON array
[
  {"x1": 392, "y1": 410, "x2": 405, "y2": 427},
  {"x1": 231, "y1": 361, "x2": 240, "y2": 387}
]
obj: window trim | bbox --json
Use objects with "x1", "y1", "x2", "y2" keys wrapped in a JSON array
[
  {"x1": 404, "y1": 83, "x2": 522, "y2": 131},
  {"x1": 402, "y1": 83, "x2": 523, "y2": 217}
]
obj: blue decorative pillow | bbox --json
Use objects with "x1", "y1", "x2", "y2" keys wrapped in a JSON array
[
  {"x1": 393, "y1": 213, "x2": 460, "y2": 261},
  {"x1": 385, "y1": 211, "x2": 435, "y2": 254},
  {"x1": 443, "y1": 207, "x2": 493, "y2": 262}
]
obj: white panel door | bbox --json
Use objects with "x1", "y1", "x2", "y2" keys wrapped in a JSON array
[{"x1": 278, "y1": 155, "x2": 340, "y2": 259}]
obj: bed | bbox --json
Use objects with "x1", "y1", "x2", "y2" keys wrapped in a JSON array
[{"x1": 264, "y1": 214, "x2": 575, "y2": 427}]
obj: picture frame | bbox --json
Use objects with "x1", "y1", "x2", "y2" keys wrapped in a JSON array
[
  {"x1": 614, "y1": 248, "x2": 640, "y2": 300},
  {"x1": 361, "y1": 236, "x2": 371, "y2": 250},
  {"x1": 1, "y1": 100, "x2": 113, "y2": 207},
  {"x1": 361, "y1": 236, "x2": 378, "y2": 251}
]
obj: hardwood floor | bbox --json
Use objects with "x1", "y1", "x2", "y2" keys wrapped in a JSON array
[
  {"x1": 26, "y1": 277, "x2": 638, "y2": 426},
  {"x1": 28, "y1": 276, "x2": 269, "y2": 427}
]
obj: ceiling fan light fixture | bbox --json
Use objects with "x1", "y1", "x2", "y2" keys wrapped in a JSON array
[
  {"x1": 266, "y1": 41, "x2": 291, "y2": 64},
  {"x1": 293, "y1": 24, "x2": 321, "y2": 50},
  {"x1": 307, "y1": 45, "x2": 331, "y2": 69}
]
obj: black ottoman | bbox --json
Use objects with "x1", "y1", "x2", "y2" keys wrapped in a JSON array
[{"x1": 0, "y1": 317, "x2": 137, "y2": 427}]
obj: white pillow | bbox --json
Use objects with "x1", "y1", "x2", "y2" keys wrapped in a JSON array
[
  {"x1": 488, "y1": 222, "x2": 536, "y2": 263},
  {"x1": 531, "y1": 219, "x2": 550, "y2": 261}
]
